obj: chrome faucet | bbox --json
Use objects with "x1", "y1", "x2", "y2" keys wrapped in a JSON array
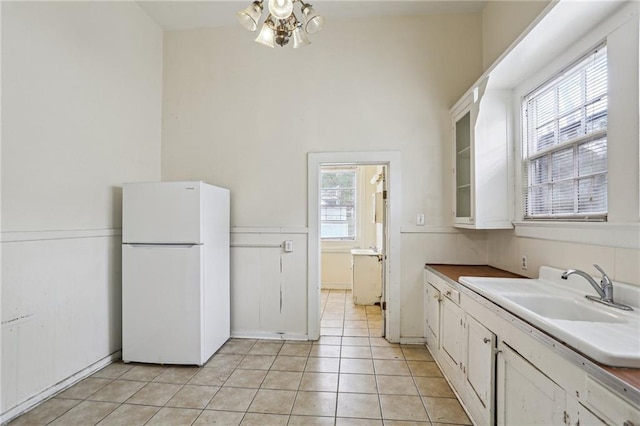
[{"x1": 561, "y1": 264, "x2": 632, "y2": 311}]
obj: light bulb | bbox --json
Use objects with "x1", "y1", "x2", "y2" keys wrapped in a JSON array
[{"x1": 268, "y1": 0, "x2": 293, "y2": 20}]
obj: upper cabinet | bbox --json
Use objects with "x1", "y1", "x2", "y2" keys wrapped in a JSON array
[{"x1": 451, "y1": 78, "x2": 513, "y2": 229}]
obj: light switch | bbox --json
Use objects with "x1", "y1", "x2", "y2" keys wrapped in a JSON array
[
  {"x1": 417, "y1": 213, "x2": 425, "y2": 226},
  {"x1": 284, "y1": 240, "x2": 293, "y2": 252}
]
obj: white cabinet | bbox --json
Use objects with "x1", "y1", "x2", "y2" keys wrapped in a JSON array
[
  {"x1": 441, "y1": 293, "x2": 464, "y2": 370},
  {"x1": 351, "y1": 253, "x2": 382, "y2": 305},
  {"x1": 426, "y1": 273, "x2": 496, "y2": 425},
  {"x1": 453, "y1": 97, "x2": 473, "y2": 225},
  {"x1": 451, "y1": 81, "x2": 513, "y2": 229},
  {"x1": 424, "y1": 283, "x2": 441, "y2": 349},
  {"x1": 424, "y1": 268, "x2": 640, "y2": 426},
  {"x1": 578, "y1": 406, "x2": 608, "y2": 426},
  {"x1": 496, "y1": 342, "x2": 567, "y2": 426},
  {"x1": 582, "y1": 376, "x2": 640, "y2": 426},
  {"x1": 465, "y1": 314, "x2": 496, "y2": 422}
]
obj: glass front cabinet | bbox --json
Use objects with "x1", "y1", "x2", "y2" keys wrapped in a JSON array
[
  {"x1": 451, "y1": 81, "x2": 513, "y2": 230},
  {"x1": 453, "y1": 99, "x2": 474, "y2": 225}
]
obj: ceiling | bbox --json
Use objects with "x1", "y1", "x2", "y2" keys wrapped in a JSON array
[{"x1": 137, "y1": 0, "x2": 488, "y2": 31}]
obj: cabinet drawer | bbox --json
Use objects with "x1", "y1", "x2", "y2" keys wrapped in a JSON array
[
  {"x1": 583, "y1": 376, "x2": 640, "y2": 425},
  {"x1": 442, "y1": 285, "x2": 460, "y2": 305}
]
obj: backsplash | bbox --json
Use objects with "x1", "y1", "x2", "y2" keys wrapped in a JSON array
[{"x1": 487, "y1": 230, "x2": 640, "y2": 287}]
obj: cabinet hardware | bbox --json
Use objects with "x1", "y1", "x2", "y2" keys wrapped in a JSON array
[
  {"x1": 623, "y1": 422, "x2": 635, "y2": 426},
  {"x1": 483, "y1": 337, "x2": 490, "y2": 344},
  {"x1": 446, "y1": 290, "x2": 452, "y2": 296}
]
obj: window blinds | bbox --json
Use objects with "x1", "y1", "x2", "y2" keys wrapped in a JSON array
[{"x1": 522, "y1": 44, "x2": 608, "y2": 220}]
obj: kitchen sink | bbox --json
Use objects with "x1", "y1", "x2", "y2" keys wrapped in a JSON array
[
  {"x1": 502, "y1": 294, "x2": 625, "y2": 323},
  {"x1": 459, "y1": 266, "x2": 640, "y2": 368}
]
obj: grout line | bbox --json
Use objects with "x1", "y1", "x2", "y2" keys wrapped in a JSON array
[{"x1": 25, "y1": 294, "x2": 458, "y2": 426}]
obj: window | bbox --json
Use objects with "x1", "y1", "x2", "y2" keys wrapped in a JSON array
[
  {"x1": 321, "y1": 168, "x2": 356, "y2": 239},
  {"x1": 522, "y1": 44, "x2": 608, "y2": 220}
]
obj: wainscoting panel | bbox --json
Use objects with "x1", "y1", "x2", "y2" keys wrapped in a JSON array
[
  {"x1": 1, "y1": 231, "x2": 122, "y2": 420},
  {"x1": 230, "y1": 230, "x2": 308, "y2": 339}
]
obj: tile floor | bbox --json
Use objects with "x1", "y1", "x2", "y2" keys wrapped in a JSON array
[{"x1": 9, "y1": 290, "x2": 471, "y2": 425}]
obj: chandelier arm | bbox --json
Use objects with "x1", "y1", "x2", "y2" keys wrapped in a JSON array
[{"x1": 264, "y1": 14, "x2": 276, "y2": 29}]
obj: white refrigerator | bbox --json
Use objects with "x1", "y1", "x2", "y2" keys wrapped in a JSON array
[{"x1": 122, "y1": 181, "x2": 230, "y2": 366}]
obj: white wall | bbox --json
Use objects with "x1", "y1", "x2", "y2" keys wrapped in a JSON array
[
  {"x1": 481, "y1": 0, "x2": 550, "y2": 70},
  {"x1": 487, "y1": 4, "x2": 640, "y2": 286},
  {"x1": 162, "y1": 14, "x2": 486, "y2": 339},
  {"x1": 1, "y1": 2, "x2": 162, "y2": 419}
]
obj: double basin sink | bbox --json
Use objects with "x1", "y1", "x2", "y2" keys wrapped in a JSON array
[{"x1": 459, "y1": 267, "x2": 640, "y2": 368}]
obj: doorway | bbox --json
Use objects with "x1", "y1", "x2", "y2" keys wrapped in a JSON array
[
  {"x1": 319, "y1": 164, "x2": 386, "y2": 339},
  {"x1": 307, "y1": 151, "x2": 401, "y2": 343}
]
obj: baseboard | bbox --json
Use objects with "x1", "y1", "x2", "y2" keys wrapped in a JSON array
[
  {"x1": 321, "y1": 283, "x2": 351, "y2": 290},
  {"x1": 1, "y1": 350, "x2": 122, "y2": 424},
  {"x1": 230, "y1": 331, "x2": 311, "y2": 341},
  {"x1": 399, "y1": 337, "x2": 427, "y2": 345}
]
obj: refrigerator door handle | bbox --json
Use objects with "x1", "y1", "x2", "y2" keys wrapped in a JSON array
[{"x1": 128, "y1": 244, "x2": 198, "y2": 249}]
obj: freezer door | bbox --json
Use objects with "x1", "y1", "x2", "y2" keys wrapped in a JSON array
[
  {"x1": 123, "y1": 182, "x2": 202, "y2": 244},
  {"x1": 122, "y1": 244, "x2": 204, "y2": 365}
]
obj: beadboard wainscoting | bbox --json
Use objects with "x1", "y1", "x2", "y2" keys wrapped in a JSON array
[
  {"x1": 1, "y1": 230, "x2": 124, "y2": 422},
  {"x1": 230, "y1": 228, "x2": 309, "y2": 341}
]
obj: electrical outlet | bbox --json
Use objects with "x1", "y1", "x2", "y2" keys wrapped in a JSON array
[
  {"x1": 417, "y1": 213, "x2": 425, "y2": 226},
  {"x1": 284, "y1": 240, "x2": 293, "y2": 252},
  {"x1": 521, "y1": 255, "x2": 528, "y2": 270}
]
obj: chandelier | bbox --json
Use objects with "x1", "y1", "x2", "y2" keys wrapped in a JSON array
[{"x1": 237, "y1": 0, "x2": 324, "y2": 48}]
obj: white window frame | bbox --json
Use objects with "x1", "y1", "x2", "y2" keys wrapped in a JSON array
[
  {"x1": 320, "y1": 167, "x2": 358, "y2": 242},
  {"x1": 521, "y1": 43, "x2": 608, "y2": 221}
]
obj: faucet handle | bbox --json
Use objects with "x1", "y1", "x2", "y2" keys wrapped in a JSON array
[{"x1": 593, "y1": 264, "x2": 612, "y2": 286}]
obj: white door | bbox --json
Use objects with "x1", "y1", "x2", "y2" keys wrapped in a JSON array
[
  {"x1": 441, "y1": 297, "x2": 463, "y2": 369},
  {"x1": 123, "y1": 182, "x2": 202, "y2": 244},
  {"x1": 497, "y1": 342, "x2": 567, "y2": 426},
  {"x1": 425, "y1": 283, "x2": 441, "y2": 349},
  {"x1": 122, "y1": 244, "x2": 203, "y2": 365},
  {"x1": 466, "y1": 314, "x2": 496, "y2": 424}
]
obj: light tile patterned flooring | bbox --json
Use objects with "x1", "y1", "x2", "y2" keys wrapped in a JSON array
[{"x1": 9, "y1": 290, "x2": 471, "y2": 425}]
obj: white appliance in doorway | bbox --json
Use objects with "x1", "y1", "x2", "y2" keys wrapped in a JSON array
[
  {"x1": 351, "y1": 249, "x2": 383, "y2": 305},
  {"x1": 122, "y1": 181, "x2": 230, "y2": 366}
]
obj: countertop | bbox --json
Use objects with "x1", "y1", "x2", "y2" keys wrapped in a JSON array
[
  {"x1": 425, "y1": 264, "x2": 524, "y2": 282},
  {"x1": 424, "y1": 264, "x2": 640, "y2": 392}
]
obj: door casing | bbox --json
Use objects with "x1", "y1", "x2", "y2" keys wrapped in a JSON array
[{"x1": 307, "y1": 151, "x2": 402, "y2": 342}]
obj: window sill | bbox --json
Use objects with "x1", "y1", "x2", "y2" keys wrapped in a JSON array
[
  {"x1": 512, "y1": 221, "x2": 639, "y2": 250},
  {"x1": 321, "y1": 246, "x2": 359, "y2": 254}
]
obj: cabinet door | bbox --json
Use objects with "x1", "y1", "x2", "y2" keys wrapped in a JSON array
[
  {"x1": 578, "y1": 405, "x2": 608, "y2": 426},
  {"x1": 441, "y1": 297, "x2": 463, "y2": 369},
  {"x1": 583, "y1": 376, "x2": 640, "y2": 426},
  {"x1": 497, "y1": 342, "x2": 566, "y2": 426},
  {"x1": 466, "y1": 314, "x2": 496, "y2": 418},
  {"x1": 425, "y1": 283, "x2": 441, "y2": 349},
  {"x1": 454, "y1": 109, "x2": 473, "y2": 224}
]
